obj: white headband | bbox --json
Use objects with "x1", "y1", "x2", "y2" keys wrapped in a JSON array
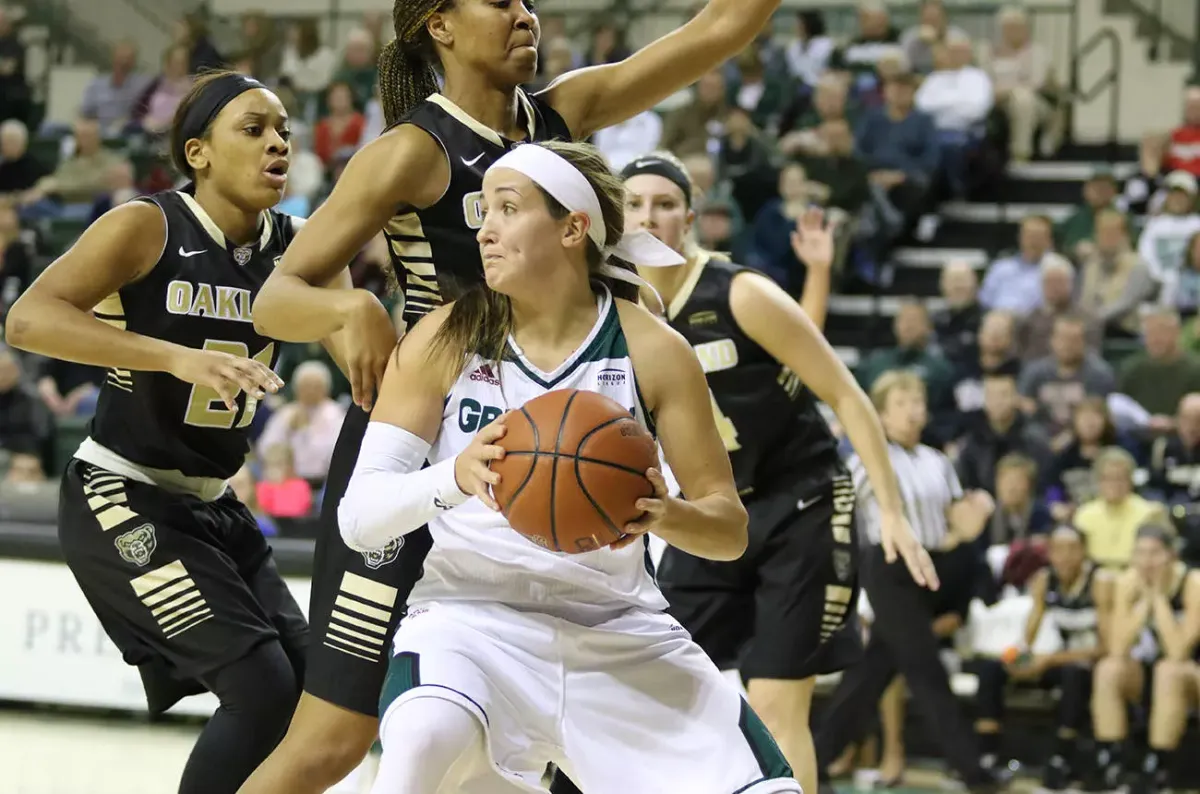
[{"x1": 487, "y1": 144, "x2": 685, "y2": 311}]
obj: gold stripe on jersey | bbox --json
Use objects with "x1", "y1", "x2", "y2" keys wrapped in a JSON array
[
  {"x1": 324, "y1": 572, "x2": 398, "y2": 662},
  {"x1": 130, "y1": 560, "x2": 213, "y2": 639},
  {"x1": 83, "y1": 467, "x2": 138, "y2": 531},
  {"x1": 386, "y1": 212, "x2": 442, "y2": 316},
  {"x1": 93, "y1": 293, "x2": 134, "y2": 392}
]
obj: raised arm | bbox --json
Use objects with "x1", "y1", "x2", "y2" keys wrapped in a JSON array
[
  {"x1": 542, "y1": 0, "x2": 782, "y2": 138},
  {"x1": 252, "y1": 126, "x2": 448, "y2": 409},
  {"x1": 1093, "y1": 570, "x2": 1116, "y2": 655},
  {"x1": 1152, "y1": 569, "x2": 1200, "y2": 661},
  {"x1": 1109, "y1": 570, "x2": 1150, "y2": 658},
  {"x1": 728, "y1": 269, "x2": 939, "y2": 587},
  {"x1": 1022, "y1": 568, "x2": 1049, "y2": 649},
  {"x1": 619, "y1": 301, "x2": 748, "y2": 561}
]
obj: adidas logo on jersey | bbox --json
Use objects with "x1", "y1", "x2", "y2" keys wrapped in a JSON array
[{"x1": 469, "y1": 364, "x2": 500, "y2": 386}]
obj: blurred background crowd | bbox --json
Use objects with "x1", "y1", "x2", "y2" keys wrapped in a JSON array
[{"x1": 1, "y1": 0, "x2": 1200, "y2": 789}]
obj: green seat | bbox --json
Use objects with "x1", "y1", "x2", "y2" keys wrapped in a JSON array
[{"x1": 54, "y1": 414, "x2": 91, "y2": 474}]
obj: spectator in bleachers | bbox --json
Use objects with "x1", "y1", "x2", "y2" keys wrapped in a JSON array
[
  {"x1": 661, "y1": 70, "x2": 728, "y2": 158},
  {"x1": 234, "y1": 12, "x2": 280, "y2": 82},
  {"x1": 695, "y1": 197, "x2": 743, "y2": 257},
  {"x1": 798, "y1": 120, "x2": 869, "y2": 218},
  {"x1": 2, "y1": 450, "x2": 44, "y2": 485},
  {"x1": 857, "y1": 302, "x2": 955, "y2": 423},
  {"x1": 986, "y1": 453, "x2": 1052, "y2": 543},
  {"x1": 134, "y1": 45, "x2": 193, "y2": 137},
  {"x1": 716, "y1": 107, "x2": 776, "y2": 221},
  {"x1": 174, "y1": 12, "x2": 223, "y2": 75},
  {"x1": 829, "y1": 1, "x2": 900, "y2": 100},
  {"x1": 0, "y1": 119, "x2": 46, "y2": 198},
  {"x1": 275, "y1": 127, "x2": 325, "y2": 219},
  {"x1": 0, "y1": 200, "x2": 31, "y2": 320},
  {"x1": 956, "y1": 370, "x2": 1051, "y2": 493},
  {"x1": 729, "y1": 47, "x2": 788, "y2": 131},
  {"x1": 532, "y1": 37, "x2": 576, "y2": 93},
  {"x1": 914, "y1": 33, "x2": 993, "y2": 198},
  {"x1": 748, "y1": 162, "x2": 814, "y2": 293},
  {"x1": 1017, "y1": 257, "x2": 1102, "y2": 362},
  {"x1": 951, "y1": 310, "x2": 1018, "y2": 419},
  {"x1": 1160, "y1": 86, "x2": 1200, "y2": 179},
  {"x1": 1118, "y1": 308, "x2": 1200, "y2": 425},
  {"x1": 934, "y1": 260, "x2": 982, "y2": 368},
  {"x1": 332, "y1": 28, "x2": 378, "y2": 111},
  {"x1": 783, "y1": 11, "x2": 834, "y2": 89},
  {"x1": 856, "y1": 72, "x2": 939, "y2": 256},
  {"x1": 975, "y1": 526, "x2": 1111, "y2": 791},
  {"x1": 778, "y1": 74, "x2": 855, "y2": 153},
  {"x1": 256, "y1": 360, "x2": 346, "y2": 489},
  {"x1": 1043, "y1": 397, "x2": 1128, "y2": 523},
  {"x1": 979, "y1": 214, "x2": 1055, "y2": 314},
  {"x1": 35, "y1": 354, "x2": 102, "y2": 418},
  {"x1": 535, "y1": 14, "x2": 576, "y2": 76},
  {"x1": 1147, "y1": 393, "x2": 1200, "y2": 506},
  {"x1": 1078, "y1": 209, "x2": 1158, "y2": 335},
  {"x1": 1090, "y1": 525, "x2": 1193, "y2": 792},
  {"x1": 17, "y1": 118, "x2": 130, "y2": 219},
  {"x1": 255, "y1": 443, "x2": 313, "y2": 519},
  {"x1": 1056, "y1": 169, "x2": 1121, "y2": 261},
  {"x1": 280, "y1": 19, "x2": 338, "y2": 108},
  {"x1": 88, "y1": 160, "x2": 141, "y2": 222},
  {"x1": 593, "y1": 108, "x2": 663, "y2": 172},
  {"x1": 314, "y1": 81, "x2": 365, "y2": 169},
  {"x1": 1164, "y1": 230, "x2": 1200, "y2": 313},
  {"x1": 0, "y1": 8, "x2": 30, "y2": 125},
  {"x1": 583, "y1": 22, "x2": 630, "y2": 67},
  {"x1": 229, "y1": 464, "x2": 278, "y2": 537},
  {"x1": 79, "y1": 41, "x2": 150, "y2": 137},
  {"x1": 1139, "y1": 171, "x2": 1200, "y2": 290},
  {"x1": 1019, "y1": 314, "x2": 1116, "y2": 439},
  {"x1": 985, "y1": 6, "x2": 1061, "y2": 163},
  {"x1": 900, "y1": 0, "x2": 969, "y2": 76},
  {"x1": 1074, "y1": 448, "x2": 1167, "y2": 568},
  {"x1": 0, "y1": 344, "x2": 50, "y2": 466}
]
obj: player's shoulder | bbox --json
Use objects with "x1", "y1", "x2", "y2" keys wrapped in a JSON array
[
  {"x1": 87, "y1": 198, "x2": 168, "y2": 257},
  {"x1": 343, "y1": 124, "x2": 448, "y2": 209},
  {"x1": 615, "y1": 298, "x2": 687, "y2": 352}
]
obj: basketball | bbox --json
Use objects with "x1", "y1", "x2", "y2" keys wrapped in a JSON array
[{"x1": 491, "y1": 389, "x2": 657, "y2": 554}]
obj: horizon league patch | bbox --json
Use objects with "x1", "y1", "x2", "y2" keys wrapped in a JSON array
[
  {"x1": 115, "y1": 523, "x2": 157, "y2": 567},
  {"x1": 362, "y1": 536, "x2": 404, "y2": 569}
]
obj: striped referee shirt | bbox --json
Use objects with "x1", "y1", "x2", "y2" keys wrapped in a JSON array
[{"x1": 848, "y1": 442, "x2": 962, "y2": 549}]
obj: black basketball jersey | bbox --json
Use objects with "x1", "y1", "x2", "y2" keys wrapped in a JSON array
[
  {"x1": 89, "y1": 189, "x2": 298, "y2": 480},
  {"x1": 667, "y1": 256, "x2": 842, "y2": 496},
  {"x1": 386, "y1": 89, "x2": 572, "y2": 325},
  {"x1": 1045, "y1": 561, "x2": 1099, "y2": 650}
]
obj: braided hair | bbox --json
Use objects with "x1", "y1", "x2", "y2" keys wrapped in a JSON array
[{"x1": 378, "y1": 0, "x2": 456, "y2": 127}]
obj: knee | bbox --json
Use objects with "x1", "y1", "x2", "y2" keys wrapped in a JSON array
[
  {"x1": 276, "y1": 719, "x2": 376, "y2": 783},
  {"x1": 1093, "y1": 656, "x2": 1126, "y2": 689},
  {"x1": 212, "y1": 642, "x2": 300, "y2": 727},
  {"x1": 748, "y1": 679, "x2": 815, "y2": 733},
  {"x1": 1152, "y1": 659, "x2": 1191, "y2": 691}
]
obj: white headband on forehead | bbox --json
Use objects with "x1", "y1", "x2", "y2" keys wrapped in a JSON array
[{"x1": 487, "y1": 144, "x2": 684, "y2": 307}]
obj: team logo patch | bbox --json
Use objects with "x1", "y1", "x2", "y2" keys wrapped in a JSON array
[
  {"x1": 362, "y1": 536, "x2": 404, "y2": 569},
  {"x1": 233, "y1": 246, "x2": 253, "y2": 266},
  {"x1": 115, "y1": 523, "x2": 157, "y2": 567},
  {"x1": 469, "y1": 363, "x2": 500, "y2": 386},
  {"x1": 832, "y1": 549, "x2": 853, "y2": 582}
]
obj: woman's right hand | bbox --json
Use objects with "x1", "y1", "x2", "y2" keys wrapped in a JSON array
[
  {"x1": 454, "y1": 418, "x2": 508, "y2": 511},
  {"x1": 341, "y1": 289, "x2": 399, "y2": 412},
  {"x1": 168, "y1": 347, "x2": 284, "y2": 410}
]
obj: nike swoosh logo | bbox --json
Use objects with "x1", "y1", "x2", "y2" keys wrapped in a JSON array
[
  {"x1": 178, "y1": 247, "x2": 206, "y2": 258},
  {"x1": 461, "y1": 153, "x2": 485, "y2": 167},
  {"x1": 797, "y1": 494, "x2": 823, "y2": 512}
]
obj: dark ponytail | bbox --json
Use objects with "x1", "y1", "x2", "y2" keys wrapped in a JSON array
[{"x1": 380, "y1": 0, "x2": 455, "y2": 127}]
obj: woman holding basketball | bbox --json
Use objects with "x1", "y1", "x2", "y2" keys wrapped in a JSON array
[
  {"x1": 241, "y1": 1, "x2": 821, "y2": 791},
  {"x1": 622, "y1": 152, "x2": 938, "y2": 794},
  {"x1": 334, "y1": 140, "x2": 795, "y2": 794}
]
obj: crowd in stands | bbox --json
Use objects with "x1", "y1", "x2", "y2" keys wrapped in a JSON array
[{"x1": 0, "y1": 0, "x2": 1198, "y2": 789}]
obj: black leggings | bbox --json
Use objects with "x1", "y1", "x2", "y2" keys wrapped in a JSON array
[
  {"x1": 974, "y1": 657, "x2": 1092, "y2": 733},
  {"x1": 178, "y1": 640, "x2": 302, "y2": 794}
]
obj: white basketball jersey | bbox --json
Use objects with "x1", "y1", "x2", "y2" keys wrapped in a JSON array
[{"x1": 412, "y1": 288, "x2": 669, "y2": 619}]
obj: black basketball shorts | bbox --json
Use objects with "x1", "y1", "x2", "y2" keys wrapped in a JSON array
[
  {"x1": 657, "y1": 472, "x2": 862, "y2": 681},
  {"x1": 304, "y1": 405, "x2": 433, "y2": 716},
  {"x1": 58, "y1": 459, "x2": 308, "y2": 715}
]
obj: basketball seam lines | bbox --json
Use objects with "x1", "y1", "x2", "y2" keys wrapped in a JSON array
[
  {"x1": 496, "y1": 450, "x2": 646, "y2": 478},
  {"x1": 506, "y1": 406, "x2": 541, "y2": 513},
  {"x1": 573, "y1": 415, "x2": 650, "y2": 548},
  {"x1": 549, "y1": 392, "x2": 580, "y2": 553}
]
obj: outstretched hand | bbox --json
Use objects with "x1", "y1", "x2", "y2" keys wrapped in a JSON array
[
  {"x1": 880, "y1": 511, "x2": 940, "y2": 590},
  {"x1": 789, "y1": 207, "x2": 836, "y2": 272}
]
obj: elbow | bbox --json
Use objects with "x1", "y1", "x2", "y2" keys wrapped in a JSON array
[
  {"x1": 251, "y1": 286, "x2": 281, "y2": 337},
  {"x1": 4, "y1": 296, "x2": 37, "y2": 352},
  {"x1": 714, "y1": 501, "x2": 749, "y2": 561},
  {"x1": 336, "y1": 496, "x2": 378, "y2": 554}
]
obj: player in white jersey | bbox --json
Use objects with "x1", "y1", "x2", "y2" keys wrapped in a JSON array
[{"x1": 336, "y1": 139, "x2": 799, "y2": 794}]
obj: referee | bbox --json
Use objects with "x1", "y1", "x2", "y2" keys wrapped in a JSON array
[{"x1": 815, "y1": 371, "x2": 1006, "y2": 792}]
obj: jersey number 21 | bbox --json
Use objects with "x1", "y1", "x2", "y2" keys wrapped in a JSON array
[{"x1": 184, "y1": 339, "x2": 275, "y2": 429}]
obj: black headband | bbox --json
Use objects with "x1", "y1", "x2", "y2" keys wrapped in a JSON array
[
  {"x1": 176, "y1": 74, "x2": 267, "y2": 164},
  {"x1": 621, "y1": 156, "x2": 693, "y2": 208}
]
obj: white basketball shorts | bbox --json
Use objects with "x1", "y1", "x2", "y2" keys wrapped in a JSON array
[{"x1": 377, "y1": 600, "x2": 800, "y2": 794}]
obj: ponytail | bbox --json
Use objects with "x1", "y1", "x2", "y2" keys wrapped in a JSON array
[{"x1": 380, "y1": 0, "x2": 454, "y2": 127}]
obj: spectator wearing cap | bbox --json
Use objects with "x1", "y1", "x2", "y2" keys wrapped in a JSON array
[
  {"x1": 900, "y1": 0, "x2": 970, "y2": 75},
  {"x1": 0, "y1": 119, "x2": 46, "y2": 199},
  {"x1": 856, "y1": 72, "x2": 939, "y2": 255},
  {"x1": 1056, "y1": 169, "x2": 1122, "y2": 261},
  {"x1": 1017, "y1": 256, "x2": 1103, "y2": 362},
  {"x1": 933, "y1": 260, "x2": 983, "y2": 369},
  {"x1": 1078, "y1": 209, "x2": 1158, "y2": 335},
  {"x1": 1073, "y1": 448, "x2": 1167, "y2": 568},
  {"x1": 979, "y1": 215, "x2": 1055, "y2": 315},
  {"x1": 914, "y1": 32, "x2": 993, "y2": 198},
  {"x1": 79, "y1": 41, "x2": 151, "y2": 136},
  {"x1": 1118, "y1": 307, "x2": 1200, "y2": 425},
  {"x1": 1139, "y1": 170, "x2": 1200, "y2": 289},
  {"x1": 984, "y1": 6, "x2": 1061, "y2": 163}
]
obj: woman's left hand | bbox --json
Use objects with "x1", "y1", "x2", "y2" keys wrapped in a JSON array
[
  {"x1": 611, "y1": 468, "x2": 677, "y2": 550},
  {"x1": 880, "y1": 510, "x2": 940, "y2": 590},
  {"x1": 789, "y1": 207, "x2": 836, "y2": 271}
]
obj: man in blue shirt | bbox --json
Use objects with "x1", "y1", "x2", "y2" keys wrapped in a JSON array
[{"x1": 979, "y1": 215, "x2": 1056, "y2": 315}]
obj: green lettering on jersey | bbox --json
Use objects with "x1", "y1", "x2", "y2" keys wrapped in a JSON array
[{"x1": 458, "y1": 398, "x2": 502, "y2": 433}]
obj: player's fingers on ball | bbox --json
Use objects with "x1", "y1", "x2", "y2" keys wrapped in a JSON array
[
  {"x1": 634, "y1": 497, "x2": 664, "y2": 514},
  {"x1": 483, "y1": 443, "x2": 505, "y2": 462}
]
